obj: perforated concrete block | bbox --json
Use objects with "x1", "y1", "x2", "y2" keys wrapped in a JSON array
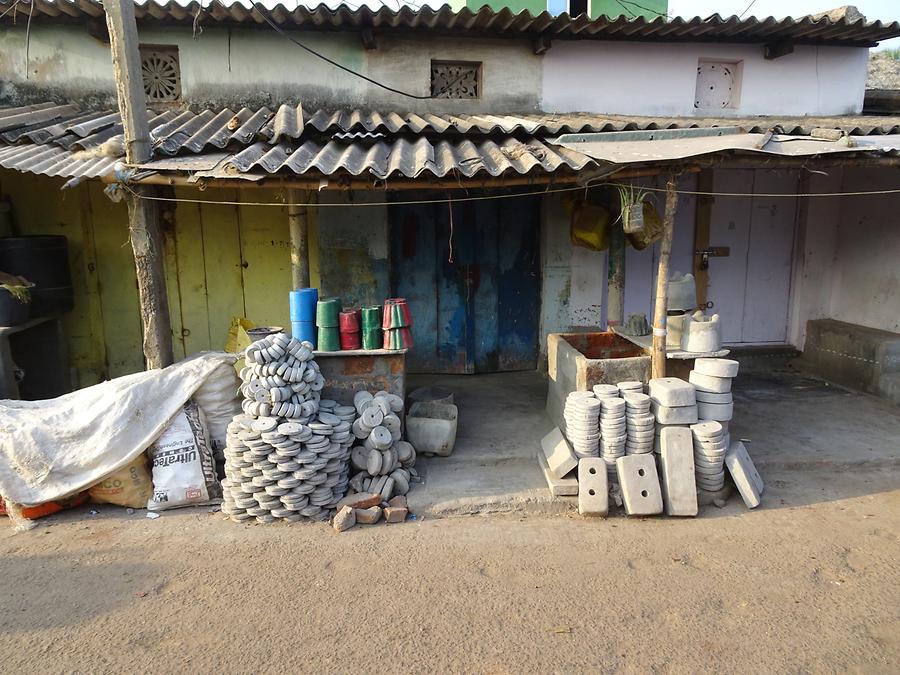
[
  {"x1": 537, "y1": 450, "x2": 579, "y2": 497},
  {"x1": 689, "y1": 370, "x2": 732, "y2": 393},
  {"x1": 659, "y1": 427, "x2": 698, "y2": 517},
  {"x1": 694, "y1": 357, "x2": 739, "y2": 378},
  {"x1": 725, "y1": 441, "x2": 764, "y2": 508},
  {"x1": 615, "y1": 454, "x2": 663, "y2": 516},
  {"x1": 541, "y1": 427, "x2": 578, "y2": 479},
  {"x1": 649, "y1": 377, "x2": 696, "y2": 407},
  {"x1": 651, "y1": 401, "x2": 698, "y2": 425},
  {"x1": 578, "y1": 458, "x2": 608, "y2": 517},
  {"x1": 697, "y1": 401, "x2": 734, "y2": 421}
]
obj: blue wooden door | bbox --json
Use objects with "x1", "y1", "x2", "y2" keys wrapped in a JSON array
[{"x1": 390, "y1": 192, "x2": 541, "y2": 374}]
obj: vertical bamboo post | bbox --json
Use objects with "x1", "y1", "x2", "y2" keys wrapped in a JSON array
[
  {"x1": 651, "y1": 175, "x2": 679, "y2": 379},
  {"x1": 287, "y1": 188, "x2": 311, "y2": 289},
  {"x1": 105, "y1": 0, "x2": 173, "y2": 369},
  {"x1": 607, "y1": 220, "x2": 626, "y2": 330}
]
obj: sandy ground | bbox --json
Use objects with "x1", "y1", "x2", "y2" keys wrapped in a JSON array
[{"x1": 1, "y1": 462, "x2": 898, "y2": 674}]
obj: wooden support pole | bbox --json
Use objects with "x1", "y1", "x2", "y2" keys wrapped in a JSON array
[
  {"x1": 105, "y1": 0, "x2": 173, "y2": 369},
  {"x1": 287, "y1": 188, "x2": 311, "y2": 289},
  {"x1": 606, "y1": 220, "x2": 625, "y2": 330},
  {"x1": 651, "y1": 175, "x2": 679, "y2": 379}
]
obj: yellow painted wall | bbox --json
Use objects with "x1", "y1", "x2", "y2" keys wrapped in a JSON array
[{"x1": 0, "y1": 172, "x2": 322, "y2": 387}]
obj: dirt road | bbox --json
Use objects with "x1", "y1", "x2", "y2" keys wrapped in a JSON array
[{"x1": 1, "y1": 465, "x2": 898, "y2": 673}]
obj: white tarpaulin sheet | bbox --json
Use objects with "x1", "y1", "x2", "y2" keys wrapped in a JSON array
[{"x1": 0, "y1": 351, "x2": 236, "y2": 506}]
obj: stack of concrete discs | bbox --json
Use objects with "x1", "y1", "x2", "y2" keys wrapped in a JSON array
[
  {"x1": 690, "y1": 358, "x2": 739, "y2": 424},
  {"x1": 220, "y1": 333, "x2": 353, "y2": 523},
  {"x1": 347, "y1": 390, "x2": 416, "y2": 501},
  {"x1": 617, "y1": 381, "x2": 644, "y2": 396},
  {"x1": 592, "y1": 384, "x2": 620, "y2": 399},
  {"x1": 623, "y1": 392, "x2": 655, "y2": 455},
  {"x1": 599, "y1": 396, "x2": 627, "y2": 477},
  {"x1": 691, "y1": 420, "x2": 727, "y2": 493},
  {"x1": 563, "y1": 393, "x2": 602, "y2": 458}
]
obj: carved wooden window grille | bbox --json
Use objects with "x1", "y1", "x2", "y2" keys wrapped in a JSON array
[
  {"x1": 140, "y1": 45, "x2": 181, "y2": 103},
  {"x1": 430, "y1": 61, "x2": 480, "y2": 99}
]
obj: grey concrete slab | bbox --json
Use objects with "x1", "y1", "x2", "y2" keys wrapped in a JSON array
[
  {"x1": 541, "y1": 427, "x2": 578, "y2": 479},
  {"x1": 577, "y1": 458, "x2": 608, "y2": 517},
  {"x1": 652, "y1": 401, "x2": 699, "y2": 424},
  {"x1": 725, "y1": 440, "x2": 763, "y2": 508},
  {"x1": 538, "y1": 449, "x2": 579, "y2": 497},
  {"x1": 689, "y1": 370, "x2": 732, "y2": 393},
  {"x1": 694, "y1": 358, "x2": 740, "y2": 378},
  {"x1": 660, "y1": 427, "x2": 698, "y2": 517},
  {"x1": 616, "y1": 454, "x2": 663, "y2": 516},
  {"x1": 649, "y1": 377, "x2": 696, "y2": 407}
]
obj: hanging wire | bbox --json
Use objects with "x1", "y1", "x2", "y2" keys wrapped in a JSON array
[{"x1": 119, "y1": 180, "x2": 900, "y2": 210}]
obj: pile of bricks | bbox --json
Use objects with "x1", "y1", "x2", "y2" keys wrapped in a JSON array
[{"x1": 331, "y1": 492, "x2": 410, "y2": 532}]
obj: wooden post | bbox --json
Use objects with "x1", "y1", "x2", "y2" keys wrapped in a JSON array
[
  {"x1": 606, "y1": 220, "x2": 626, "y2": 330},
  {"x1": 105, "y1": 0, "x2": 173, "y2": 369},
  {"x1": 692, "y1": 169, "x2": 713, "y2": 307},
  {"x1": 287, "y1": 188, "x2": 311, "y2": 288},
  {"x1": 651, "y1": 175, "x2": 679, "y2": 379}
]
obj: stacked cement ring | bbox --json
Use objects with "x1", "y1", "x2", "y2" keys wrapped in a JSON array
[
  {"x1": 347, "y1": 391, "x2": 415, "y2": 502},
  {"x1": 623, "y1": 392, "x2": 655, "y2": 455},
  {"x1": 599, "y1": 396, "x2": 627, "y2": 475},
  {"x1": 691, "y1": 420, "x2": 727, "y2": 492},
  {"x1": 220, "y1": 333, "x2": 352, "y2": 523},
  {"x1": 617, "y1": 381, "x2": 644, "y2": 396},
  {"x1": 564, "y1": 392, "x2": 602, "y2": 458}
]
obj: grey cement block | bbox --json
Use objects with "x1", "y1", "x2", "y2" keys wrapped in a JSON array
[
  {"x1": 694, "y1": 358, "x2": 739, "y2": 378},
  {"x1": 541, "y1": 427, "x2": 578, "y2": 479},
  {"x1": 688, "y1": 370, "x2": 732, "y2": 393},
  {"x1": 537, "y1": 449, "x2": 579, "y2": 497},
  {"x1": 659, "y1": 427, "x2": 698, "y2": 517},
  {"x1": 615, "y1": 454, "x2": 663, "y2": 516},
  {"x1": 651, "y1": 401, "x2": 698, "y2": 424},
  {"x1": 649, "y1": 377, "x2": 696, "y2": 407},
  {"x1": 577, "y1": 458, "x2": 609, "y2": 517},
  {"x1": 725, "y1": 441, "x2": 764, "y2": 508},
  {"x1": 695, "y1": 390, "x2": 733, "y2": 404},
  {"x1": 697, "y1": 401, "x2": 734, "y2": 421}
]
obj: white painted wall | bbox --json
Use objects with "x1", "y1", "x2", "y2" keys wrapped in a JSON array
[
  {"x1": 0, "y1": 24, "x2": 541, "y2": 113},
  {"x1": 0, "y1": 23, "x2": 870, "y2": 116},
  {"x1": 827, "y1": 167, "x2": 900, "y2": 334},
  {"x1": 542, "y1": 41, "x2": 869, "y2": 116}
]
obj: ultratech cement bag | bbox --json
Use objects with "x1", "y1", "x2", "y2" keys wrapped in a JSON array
[{"x1": 147, "y1": 401, "x2": 222, "y2": 511}]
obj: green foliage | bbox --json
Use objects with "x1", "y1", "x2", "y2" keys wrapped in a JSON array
[{"x1": 880, "y1": 48, "x2": 900, "y2": 60}]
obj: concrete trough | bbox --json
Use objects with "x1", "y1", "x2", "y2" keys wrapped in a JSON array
[{"x1": 546, "y1": 332, "x2": 650, "y2": 432}]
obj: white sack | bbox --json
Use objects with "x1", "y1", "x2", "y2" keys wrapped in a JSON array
[
  {"x1": 192, "y1": 361, "x2": 241, "y2": 459},
  {"x1": 0, "y1": 351, "x2": 237, "y2": 506}
]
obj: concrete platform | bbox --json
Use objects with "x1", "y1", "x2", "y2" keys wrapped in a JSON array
[{"x1": 406, "y1": 359, "x2": 900, "y2": 519}]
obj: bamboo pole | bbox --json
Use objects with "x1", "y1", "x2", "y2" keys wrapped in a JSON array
[
  {"x1": 287, "y1": 188, "x2": 311, "y2": 289},
  {"x1": 606, "y1": 220, "x2": 625, "y2": 330},
  {"x1": 105, "y1": 0, "x2": 173, "y2": 369},
  {"x1": 651, "y1": 174, "x2": 679, "y2": 379}
]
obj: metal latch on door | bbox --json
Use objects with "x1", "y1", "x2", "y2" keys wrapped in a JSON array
[{"x1": 695, "y1": 246, "x2": 730, "y2": 270}]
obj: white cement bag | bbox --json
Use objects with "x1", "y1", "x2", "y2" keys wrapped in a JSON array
[
  {"x1": 192, "y1": 361, "x2": 241, "y2": 462},
  {"x1": 147, "y1": 401, "x2": 222, "y2": 511}
]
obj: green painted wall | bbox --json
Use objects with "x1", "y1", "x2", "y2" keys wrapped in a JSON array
[
  {"x1": 0, "y1": 172, "x2": 376, "y2": 388},
  {"x1": 465, "y1": 0, "x2": 667, "y2": 19}
]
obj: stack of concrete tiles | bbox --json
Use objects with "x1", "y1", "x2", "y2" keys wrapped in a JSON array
[
  {"x1": 649, "y1": 377, "x2": 697, "y2": 451},
  {"x1": 563, "y1": 392, "x2": 602, "y2": 458},
  {"x1": 623, "y1": 392, "x2": 654, "y2": 455},
  {"x1": 689, "y1": 358, "x2": 739, "y2": 423},
  {"x1": 599, "y1": 396, "x2": 627, "y2": 479},
  {"x1": 690, "y1": 420, "x2": 727, "y2": 493}
]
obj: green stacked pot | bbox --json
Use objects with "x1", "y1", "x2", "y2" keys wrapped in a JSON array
[
  {"x1": 361, "y1": 305, "x2": 383, "y2": 350},
  {"x1": 316, "y1": 296, "x2": 341, "y2": 352}
]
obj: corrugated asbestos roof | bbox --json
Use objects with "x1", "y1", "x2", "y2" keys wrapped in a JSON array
[
  {"x1": 1, "y1": 102, "x2": 899, "y2": 183},
  {"x1": 2, "y1": 1, "x2": 898, "y2": 46}
]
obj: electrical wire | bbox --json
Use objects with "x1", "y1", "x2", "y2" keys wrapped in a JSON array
[
  {"x1": 120, "y1": 180, "x2": 900, "y2": 210},
  {"x1": 250, "y1": 1, "x2": 444, "y2": 100},
  {"x1": 738, "y1": 0, "x2": 758, "y2": 19}
]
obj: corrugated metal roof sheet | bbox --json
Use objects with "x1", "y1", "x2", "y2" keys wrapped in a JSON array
[
  {"x1": 2, "y1": 1, "x2": 898, "y2": 46},
  {"x1": 2, "y1": 102, "x2": 899, "y2": 183},
  {"x1": 197, "y1": 136, "x2": 594, "y2": 180}
]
